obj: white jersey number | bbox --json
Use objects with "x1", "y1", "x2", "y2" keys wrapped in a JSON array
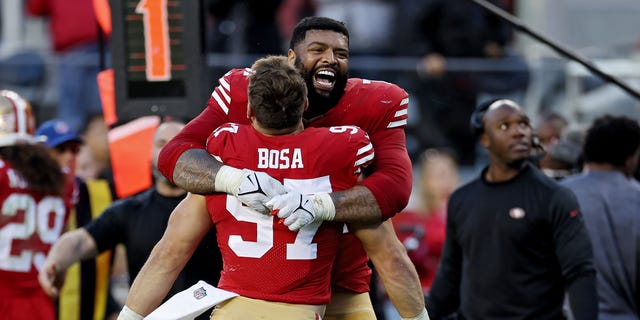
[
  {"x1": 329, "y1": 125, "x2": 359, "y2": 135},
  {"x1": 0, "y1": 194, "x2": 66, "y2": 272},
  {"x1": 226, "y1": 176, "x2": 332, "y2": 260}
]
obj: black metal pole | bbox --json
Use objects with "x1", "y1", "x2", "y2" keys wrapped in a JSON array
[{"x1": 470, "y1": 0, "x2": 640, "y2": 100}]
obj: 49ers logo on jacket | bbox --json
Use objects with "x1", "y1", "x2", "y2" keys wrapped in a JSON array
[{"x1": 509, "y1": 207, "x2": 526, "y2": 219}]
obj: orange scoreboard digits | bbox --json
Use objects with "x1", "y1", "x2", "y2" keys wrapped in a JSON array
[
  {"x1": 135, "y1": 0, "x2": 171, "y2": 81},
  {"x1": 110, "y1": 0, "x2": 208, "y2": 122},
  {"x1": 124, "y1": 0, "x2": 184, "y2": 88}
]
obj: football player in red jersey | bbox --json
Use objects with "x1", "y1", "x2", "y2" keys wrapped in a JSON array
[
  {"x1": 154, "y1": 17, "x2": 426, "y2": 320},
  {"x1": 0, "y1": 90, "x2": 73, "y2": 320},
  {"x1": 120, "y1": 56, "x2": 374, "y2": 320}
]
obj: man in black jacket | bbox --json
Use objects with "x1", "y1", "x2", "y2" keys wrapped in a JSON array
[{"x1": 426, "y1": 99, "x2": 597, "y2": 319}]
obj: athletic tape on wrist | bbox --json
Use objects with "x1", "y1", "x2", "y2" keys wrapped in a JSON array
[
  {"x1": 117, "y1": 306, "x2": 144, "y2": 320},
  {"x1": 214, "y1": 165, "x2": 244, "y2": 194},
  {"x1": 401, "y1": 308, "x2": 430, "y2": 320},
  {"x1": 311, "y1": 193, "x2": 335, "y2": 221}
]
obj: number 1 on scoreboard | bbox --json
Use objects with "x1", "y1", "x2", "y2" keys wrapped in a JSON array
[{"x1": 136, "y1": 0, "x2": 171, "y2": 81}]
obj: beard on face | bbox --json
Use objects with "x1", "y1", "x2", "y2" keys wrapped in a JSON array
[{"x1": 295, "y1": 57, "x2": 348, "y2": 119}]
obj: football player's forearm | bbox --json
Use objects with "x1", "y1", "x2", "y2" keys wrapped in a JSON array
[
  {"x1": 378, "y1": 248, "x2": 425, "y2": 318},
  {"x1": 330, "y1": 185, "x2": 382, "y2": 224},
  {"x1": 172, "y1": 149, "x2": 224, "y2": 194},
  {"x1": 48, "y1": 229, "x2": 98, "y2": 271},
  {"x1": 354, "y1": 220, "x2": 425, "y2": 318},
  {"x1": 125, "y1": 243, "x2": 186, "y2": 316}
]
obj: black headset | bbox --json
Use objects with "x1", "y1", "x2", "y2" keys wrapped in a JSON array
[{"x1": 470, "y1": 98, "x2": 502, "y2": 138}]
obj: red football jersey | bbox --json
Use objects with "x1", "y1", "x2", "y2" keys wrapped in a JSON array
[
  {"x1": 158, "y1": 68, "x2": 413, "y2": 293},
  {"x1": 205, "y1": 124, "x2": 374, "y2": 304},
  {"x1": 392, "y1": 209, "x2": 446, "y2": 291},
  {"x1": 0, "y1": 158, "x2": 73, "y2": 295}
]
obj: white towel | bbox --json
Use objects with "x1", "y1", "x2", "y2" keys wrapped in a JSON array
[{"x1": 144, "y1": 281, "x2": 238, "y2": 320}]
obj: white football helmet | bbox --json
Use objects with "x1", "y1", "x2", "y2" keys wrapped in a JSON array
[{"x1": 0, "y1": 90, "x2": 37, "y2": 147}]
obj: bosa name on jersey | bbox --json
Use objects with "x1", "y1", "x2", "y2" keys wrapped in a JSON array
[{"x1": 257, "y1": 148, "x2": 303, "y2": 169}]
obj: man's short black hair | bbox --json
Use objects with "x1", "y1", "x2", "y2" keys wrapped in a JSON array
[
  {"x1": 289, "y1": 16, "x2": 350, "y2": 50},
  {"x1": 583, "y1": 115, "x2": 640, "y2": 166}
]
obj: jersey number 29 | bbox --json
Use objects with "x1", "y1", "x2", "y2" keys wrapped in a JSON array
[{"x1": 0, "y1": 194, "x2": 66, "y2": 272}]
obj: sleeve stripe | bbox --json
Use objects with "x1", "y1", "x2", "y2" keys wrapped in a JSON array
[
  {"x1": 357, "y1": 143, "x2": 373, "y2": 156},
  {"x1": 212, "y1": 90, "x2": 229, "y2": 114},
  {"x1": 218, "y1": 85, "x2": 231, "y2": 103},
  {"x1": 400, "y1": 97, "x2": 409, "y2": 106},
  {"x1": 394, "y1": 108, "x2": 408, "y2": 117},
  {"x1": 387, "y1": 119, "x2": 407, "y2": 128},
  {"x1": 355, "y1": 143, "x2": 374, "y2": 167},
  {"x1": 355, "y1": 153, "x2": 375, "y2": 167},
  {"x1": 219, "y1": 77, "x2": 230, "y2": 92}
]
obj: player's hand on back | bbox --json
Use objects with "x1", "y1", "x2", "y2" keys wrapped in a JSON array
[
  {"x1": 235, "y1": 170, "x2": 288, "y2": 214},
  {"x1": 267, "y1": 192, "x2": 336, "y2": 231},
  {"x1": 215, "y1": 165, "x2": 287, "y2": 214}
]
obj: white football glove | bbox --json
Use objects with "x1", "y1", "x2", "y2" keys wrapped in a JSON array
[
  {"x1": 266, "y1": 192, "x2": 335, "y2": 231},
  {"x1": 215, "y1": 165, "x2": 286, "y2": 214}
]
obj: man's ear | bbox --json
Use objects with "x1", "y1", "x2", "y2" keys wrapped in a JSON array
[
  {"x1": 247, "y1": 102, "x2": 254, "y2": 119},
  {"x1": 480, "y1": 133, "x2": 490, "y2": 149},
  {"x1": 303, "y1": 98, "x2": 309, "y2": 111},
  {"x1": 287, "y1": 49, "x2": 296, "y2": 65}
]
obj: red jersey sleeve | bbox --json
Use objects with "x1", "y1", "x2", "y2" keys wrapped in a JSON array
[
  {"x1": 359, "y1": 83, "x2": 412, "y2": 220},
  {"x1": 360, "y1": 128, "x2": 412, "y2": 220},
  {"x1": 367, "y1": 80, "x2": 410, "y2": 134},
  {"x1": 346, "y1": 126, "x2": 374, "y2": 175},
  {"x1": 157, "y1": 69, "x2": 251, "y2": 182},
  {"x1": 205, "y1": 122, "x2": 239, "y2": 160}
]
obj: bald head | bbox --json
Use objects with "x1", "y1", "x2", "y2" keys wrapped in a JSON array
[
  {"x1": 478, "y1": 99, "x2": 533, "y2": 167},
  {"x1": 472, "y1": 99, "x2": 523, "y2": 137},
  {"x1": 152, "y1": 121, "x2": 185, "y2": 171}
]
